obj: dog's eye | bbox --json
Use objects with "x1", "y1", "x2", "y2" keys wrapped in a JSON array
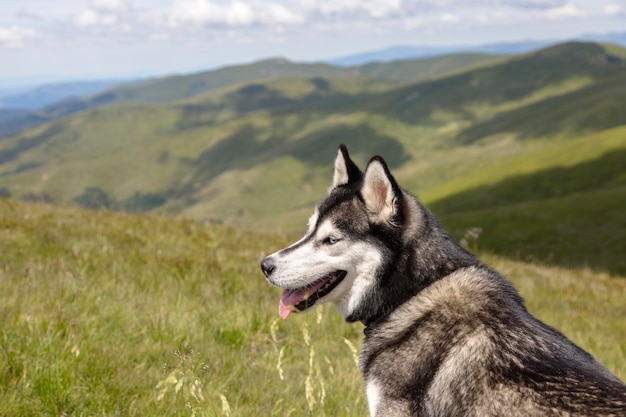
[{"x1": 324, "y1": 237, "x2": 339, "y2": 245}]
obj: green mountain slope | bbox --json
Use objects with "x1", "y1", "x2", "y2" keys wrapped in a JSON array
[
  {"x1": 79, "y1": 53, "x2": 502, "y2": 106},
  {"x1": 95, "y1": 58, "x2": 354, "y2": 105},
  {"x1": 373, "y1": 42, "x2": 626, "y2": 128},
  {"x1": 357, "y1": 52, "x2": 502, "y2": 82},
  {"x1": 0, "y1": 41, "x2": 624, "y2": 273},
  {"x1": 428, "y1": 128, "x2": 626, "y2": 274},
  {"x1": 454, "y1": 71, "x2": 626, "y2": 143},
  {"x1": 440, "y1": 185, "x2": 626, "y2": 275}
]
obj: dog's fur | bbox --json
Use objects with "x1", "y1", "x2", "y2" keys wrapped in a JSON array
[{"x1": 261, "y1": 145, "x2": 626, "y2": 416}]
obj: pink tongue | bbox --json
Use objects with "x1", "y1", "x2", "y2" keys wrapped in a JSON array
[
  {"x1": 279, "y1": 296, "x2": 295, "y2": 319},
  {"x1": 278, "y1": 277, "x2": 330, "y2": 319}
]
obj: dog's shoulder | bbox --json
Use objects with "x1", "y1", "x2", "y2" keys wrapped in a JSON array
[
  {"x1": 365, "y1": 264, "x2": 517, "y2": 340},
  {"x1": 360, "y1": 264, "x2": 506, "y2": 379}
]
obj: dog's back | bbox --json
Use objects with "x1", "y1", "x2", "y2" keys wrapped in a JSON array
[{"x1": 361, "y1": 265, "x2": 626, "y2": 417}]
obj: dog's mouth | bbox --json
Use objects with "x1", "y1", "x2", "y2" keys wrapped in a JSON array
[{"x1": 278, "y1": 270, "x2": 347, "y2": 319}]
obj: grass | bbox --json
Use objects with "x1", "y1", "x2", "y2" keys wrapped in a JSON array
[
  {"x1": 1, "y1": 200, "x2": 625, "y2": 416},
  {"x1": 0, "y1": 199, "x2": 366, "y2": 416}
]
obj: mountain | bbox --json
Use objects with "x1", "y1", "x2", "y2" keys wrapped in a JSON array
[
  {"x1": 580, "y1": 31, "x2": 626, "y2": 46},
  {"x1": 0, "y1": 54, "x2": 500, "y2": 139},
  {"x1": 357, "y1": 53, "x2": 501, "y2": 83},
  {"x1": 83, "y1": 58, "x2": 354, "y2": 106},
  {"x1": 372, "y1": 42, "x2": 626, "y2": 138},
  {"x1": 0, "y1": 109, "x2": 28, "y2": 124},
  {"x1": 328, "y1": 33, "x2": 626, "y2": 67},
  {"x1": 0, "y1": 41, "x2": 624, "y2": 274},
  {"x1": 0, "y1": 79, "x2": 129, "y2": 138},
  {"x1": 328, "y1": 40, "x2": 554, "y2": 66},
  {"x1": 71, "y1": 53, "x2": 503, "y2": 105},
  {"x1": 0, "y1": 79, "x2": 126, "y2": 110},
  {"x1": 330, "y1": 45, "x2": 462, "y2": 67}
]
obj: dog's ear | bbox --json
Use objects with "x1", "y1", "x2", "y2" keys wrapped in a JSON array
[
  {"x1": 361, "y1": 156, "x2": 402, "y2": 224},
  {"x1": 332, "y1": 144, "x2": 362, "y2": 188}
]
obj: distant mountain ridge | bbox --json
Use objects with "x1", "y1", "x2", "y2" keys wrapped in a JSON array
[
  {"x1": 328, "y1": 32, "x2": 626, "y2": 66},
  {"x1": 0, "y1": 79, "x2": 126, "y2": 110},
  {"x1": 328, "y1": 40, "x2": 551, "y2": 66}
]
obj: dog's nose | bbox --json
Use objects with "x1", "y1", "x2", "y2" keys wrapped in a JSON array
[{"x1": 260, "y1": 257, "x2": 276, "y2": 277}]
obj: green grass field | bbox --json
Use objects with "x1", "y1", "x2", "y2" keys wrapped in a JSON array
[{"x1": 1, "y1": 200, "x2": 624, "y2": 416}]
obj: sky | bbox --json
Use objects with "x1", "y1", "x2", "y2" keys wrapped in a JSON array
[{"x1": 1, "y1": 0, "x2": 625, "y2": 84}]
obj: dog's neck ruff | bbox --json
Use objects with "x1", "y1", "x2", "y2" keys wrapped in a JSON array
[{"x1": 360, "y1": 260, "x2": 481, "y2": 330}]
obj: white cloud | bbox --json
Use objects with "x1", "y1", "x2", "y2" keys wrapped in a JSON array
[
  {"x1": 543, "y1": 4, "x2": 586, "y2": 19},
  {"x1": 74, "y1": 9, "x2": 119, "y2": 27},
  {"x1": 9, "y1": 0, "x2": 616, "y2": 41},
  {"x1": 441, "y1": 12, "x2": 461, "y2": 23},
  {"x1": 364, "y1": 0, "x2": 403, "y2": 18},
  {"x1": 167, "y1": 0, "x2": 303, "y2": 28},
  {"x1": 502, "y1": 0, "x2": 566, "y2": 10},
  {"x1": 70, "y1": 1, "x2": 131, "y2": 29},
  {"x1": 301, "y1": 0, "x2": 402, "y2": 19},
  {"x1": 404, "y1": 17, "x2": 423, "y2": 29},
  {"x1": 264, "y1": 3, "x2": 304, "y2": 25},
  {"x1": 2, "y1": 0, "x2": 624, "y2": 63},
  {"x1": 222, "y1": 1, "x2": 255, "y2": 25},
  {"x1": 167, "y1": 0, "x2": 253, "y2": 26},
  {"x1": 92, "y1": 0, "x2": 128, "y2": 12},
  {"x1": 0, "y1": 26, "x2": 38, "y2": 48},
  {"x1": 604, "y1": 3, "x2": 623, "y2": 15}
]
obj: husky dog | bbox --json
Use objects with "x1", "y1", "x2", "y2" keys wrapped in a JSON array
[{"x1": 260, "y1": 145, "x2": 626, "y2": 416}]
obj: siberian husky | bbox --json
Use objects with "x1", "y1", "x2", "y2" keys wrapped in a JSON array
[{"x1": 260, "y1": 145, "x2": 626, "y2": 416}]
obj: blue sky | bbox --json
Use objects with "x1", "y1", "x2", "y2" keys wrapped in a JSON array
[{"x1": 1, "y1": 0, "x2": 625, "y2": 82}]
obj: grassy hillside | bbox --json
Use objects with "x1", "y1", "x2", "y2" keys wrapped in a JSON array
[
  {"x1": 439, "y1": 185, "x2": 626, "y2": 275},
  {"x1": 357, "y1": 52, "x2": 502, "y2": 83},
  {"x1": 0, "y1": 200, "x2": 624, "y2": 416},
  {"x1": 67, "y1": 53, "x2": 501, "y2": 106},
  {"x1": 0, "y1": 41, "x2": 624, "y2": 275},
  {"x1": 454, "y1": 71, "x2": 626, "y2": 143},
  {"x1": 93, "y1": 58, "x2": 354, "y2": 105},
  {"x1": 373, "y1": 42, "x2": 626, "y2": 130},
  {"x1": 416, "y1": 126, "x2": 626, "y2": 275}
]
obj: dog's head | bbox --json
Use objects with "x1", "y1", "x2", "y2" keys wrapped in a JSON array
[{"x1": 260, "y1": 144, "x2": 406, "y2": 322}]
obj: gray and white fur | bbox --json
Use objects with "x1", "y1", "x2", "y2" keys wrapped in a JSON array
[{"x1": 261, "y1": 145, "x2": 626, "y2": 416}]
